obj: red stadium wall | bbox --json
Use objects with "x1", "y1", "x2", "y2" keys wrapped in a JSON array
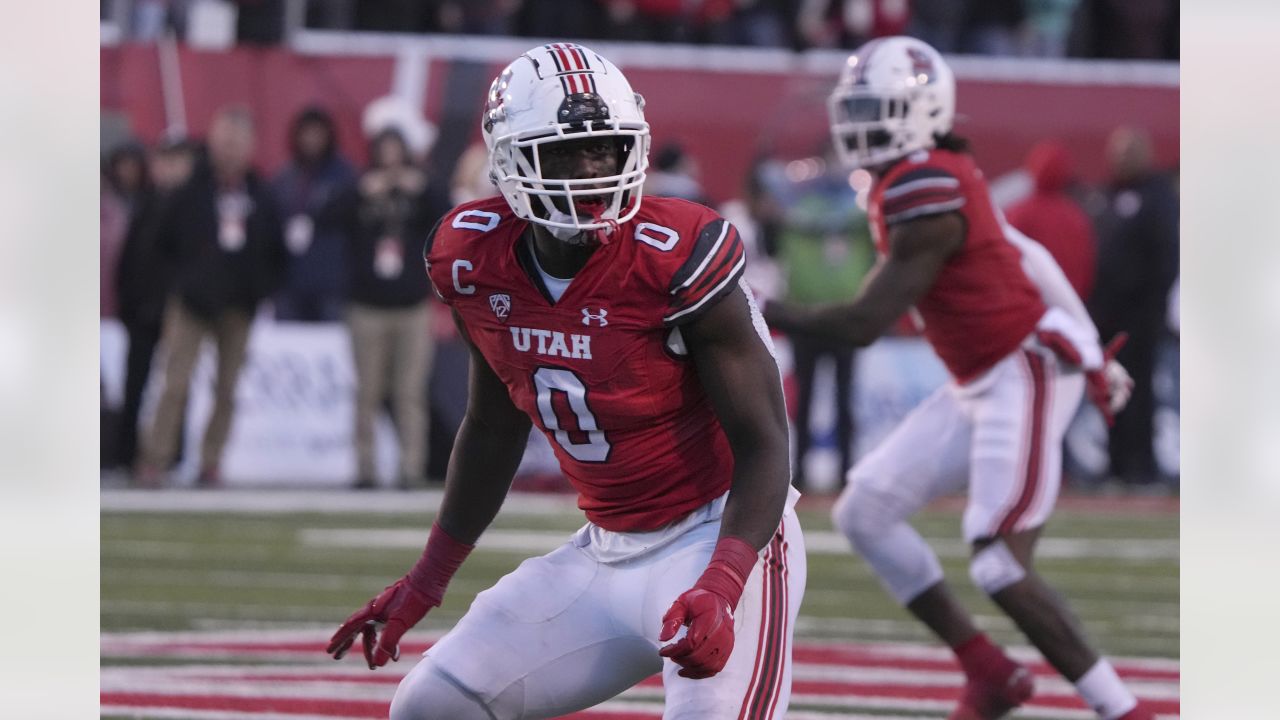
[{"x1": 100, "y1": 43, "x2": 1178, "y2": 203}]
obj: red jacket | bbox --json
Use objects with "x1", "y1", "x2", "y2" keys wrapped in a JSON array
[{"x1": 1005, "y1": 141, "x2": 1097, "y2": 300}]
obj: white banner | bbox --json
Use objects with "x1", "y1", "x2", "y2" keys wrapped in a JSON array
[
  {"x1": 103, "y1": 321, "x2": 951, "y2": 488},
  {"x1": 103, "y1": 319, "x2": 395, "y2": 486}
]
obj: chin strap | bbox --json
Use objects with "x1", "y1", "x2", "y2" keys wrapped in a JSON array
[
  {"x1": 591, "y1": 217, "x2": 619, "y2": 245},
  {"x1": 546, "y1": 208, "x2": 618, "y2": 246}
]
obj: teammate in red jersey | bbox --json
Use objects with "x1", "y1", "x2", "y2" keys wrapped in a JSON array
[
  {"x1": 326, "y1": 44, "x2": 806, "y2": 720},
  {"x1": 766, "y1": 37, "x2": 1152, "y2": 720}
]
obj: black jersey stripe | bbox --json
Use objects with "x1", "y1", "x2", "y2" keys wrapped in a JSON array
[
  {"x1": 884, "y1": 166, "x2": 959, "y2": 192},
  {"x1": 669, "y1": 218, "x2": 731, "y2": 293},
  {"x1": 684, "y1": 233, "x2": 744, "y2": 300},
  {"x1": 664, "y1": 254, "x2": 745, "y2": 325},
  {"x1": 884, "y1": 197, "x2": 967, "y2": 224}
]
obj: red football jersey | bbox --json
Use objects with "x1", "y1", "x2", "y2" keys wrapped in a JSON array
[
  {"x1": 425, "y1": 196, "x2": 747, "y2": 532},
  {"x1": 868, "y1": 149, "x2": 1046, "y2": 383}
]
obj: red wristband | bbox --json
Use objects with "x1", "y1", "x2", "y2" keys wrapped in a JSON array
[
  {"x1": 405, "y1": 522, "x2": 475, "y2": 606},
  {"x1": 694, "y1": 536, "x2": 760, "y2": 611}
]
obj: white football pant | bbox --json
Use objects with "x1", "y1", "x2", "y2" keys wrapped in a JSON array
[
  {"x1": 833, "y1": 344, "x2": 1085, "y2": 604},
  {"x1": 392, "y1": 487, "x2": 806, "y2": 720}
]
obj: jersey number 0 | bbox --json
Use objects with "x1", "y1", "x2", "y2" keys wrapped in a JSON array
[{"x1": 532, "y1": 368, "x2": 611, "y2": 463}]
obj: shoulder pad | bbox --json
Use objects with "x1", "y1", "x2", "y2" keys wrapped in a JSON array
[
  {"x1": 663, "y1": 216, "x2": 745, "y2": 325},
  {"x1": 881, "y1": 163, "x2": 965, "y2": 225}
]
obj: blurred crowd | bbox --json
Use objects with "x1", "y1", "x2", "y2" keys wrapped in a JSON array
[
  {"x1": 104, "y1": 0, "x2": 1178, "y2": 60},
  {"x1": 101, "y1": 100, "x2": 455, "y2": 490},
  {"x1": 101, "y1": 90, "x2": 1179, "y2": 493}
]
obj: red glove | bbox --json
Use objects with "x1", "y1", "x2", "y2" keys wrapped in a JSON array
[
  {"x1": 326, "y1": 523, "x2": 473, "y2": 669},
  {"x1": 1087, "y1": 334, "x2": 1133, "y2": 427},
  {"x1": 659, "y1": 537, "x2": 759, "y2": 679},
  {"x1": 326, "y1": 578, "x2": 436, "y2": 668},
  {"x1": 1036, "y1": 330, "x2": 1133, "y2": 427}
]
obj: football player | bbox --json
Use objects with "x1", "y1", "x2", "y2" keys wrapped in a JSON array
[
  {"x1": 765, "y1": 37, "x2": 1152, "y2": 720},
  {"x1": 327, "y1": 43, "x2": 806, "y2": 720}
]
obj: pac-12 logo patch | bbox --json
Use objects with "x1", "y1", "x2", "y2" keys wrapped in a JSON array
[
  {"x1": 581, "y1": 307, "x2": 608, "y2": 327},
  {"x1": 489, "y1": 293, "x2": 512, "y2": 321}
]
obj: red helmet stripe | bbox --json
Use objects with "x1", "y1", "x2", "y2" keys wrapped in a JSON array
[{"x1": 552, "y1": 44, "x2": 572, "y2": 72}]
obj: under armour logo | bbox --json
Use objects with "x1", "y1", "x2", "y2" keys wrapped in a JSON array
[
  {"x1": 581, "y1": 307, "x2": 608, "y2": 327},
  {"x1": 489, "y1": 293, "x2": 512, "y2": 321}
]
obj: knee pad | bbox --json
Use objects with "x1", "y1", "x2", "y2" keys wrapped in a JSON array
[
  {"x1": 390, "y1": 657, "x2": 497, "y2": 720},
  {"x1": 968, "y1": 539, "x2": 1027, "y2": 595},
  {"x1": 831, "y1": 483, "x2": 893, "y2": 549},
  {"x1": 833, "y1": 484, "x2": 943, "y2": 605}
]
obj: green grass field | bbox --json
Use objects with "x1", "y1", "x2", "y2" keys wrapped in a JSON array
[{"x1": 101, "y1": 489, "x2": 1179, "y2": 719}]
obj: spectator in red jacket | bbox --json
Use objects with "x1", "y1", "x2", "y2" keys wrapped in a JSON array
[{"x1": 1005, "y1": 140, "x2": 1097, "y2": 299}]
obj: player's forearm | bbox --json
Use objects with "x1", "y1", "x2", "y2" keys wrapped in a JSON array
[
  {"x1": 713, "y1": 367, "x2": 791, "y2": 551},
  {"x1": 718, "y1": 434, "x2": 790, "y2": 551},
  {"x1": 434, "y1": 413, "x2": 532, "y2": 545},
  {"x1": 765, "y1": 299, "x2": 886, "y2": 348}
]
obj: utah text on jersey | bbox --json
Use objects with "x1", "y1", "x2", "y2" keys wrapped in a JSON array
[{"x1": 423, "y1": 195, "x2": 746, "y2": 532}]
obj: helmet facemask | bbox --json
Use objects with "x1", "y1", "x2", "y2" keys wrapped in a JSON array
[
  {"x1": 828, "y1": 90, "x2": 918, "y2": 170},
  {"x1": 826, "y1": 37, "x2": 956, "y2": 171},
  {"x1": 496, "y1": 116, "x2": 648, "y2": 244},
  {"x1": 484, "y1": 45, "x2": 652, "y2": 244}
]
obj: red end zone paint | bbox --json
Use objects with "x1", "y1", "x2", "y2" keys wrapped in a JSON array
[
  {"x1": 103, "y1": 693, "x2": 388, "y2": 718},
  {"x1": 104, "y1": 636, "x2": 1178, "y2": 718},
  {"x1": 211, "y1": 671, "x2": 1179, "y2": 716},
  {"x1": 111, "y1": 639, "x2": 1177, "y2": 682},
  {"x1": 103, "y1": 693, "x2": 658, "y2": 720}
]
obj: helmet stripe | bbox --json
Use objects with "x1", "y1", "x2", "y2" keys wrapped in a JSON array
[
  {"x1": 551, "y1": 44, "x2": 572, "y2": 72},
  {"x1": 544, "y1": 44, "x2": 564, "y2": 73},
  {"x1": 852, "y1": 37, "x2": 886, "y2": 83}
]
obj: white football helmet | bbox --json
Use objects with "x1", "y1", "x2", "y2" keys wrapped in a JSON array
[
  {"x1": 482, "y1": 44, "x2": 650, "y2": 240},
  {"x1": 828, "y1": 36, "x2": 955, "y2": 170}
]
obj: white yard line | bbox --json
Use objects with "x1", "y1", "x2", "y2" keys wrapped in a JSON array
[
  {"x1": 101, "y1": 488, "x2": 578, "y2": 515},
  {"x1": 296, "y1": 527, "x2": 1179, "y2": 561},
  {"x1": 101, "y1": 629, "x2": 1179, "y2": 670},
  {"x1": 103, "y1": 567, "x2": 393, "y2": 591},
  {"x1": 101, "y1": 639, "x2": 1179, "y2": 720}
]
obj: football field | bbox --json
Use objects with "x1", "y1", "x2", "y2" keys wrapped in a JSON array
[{"x1": 101, "y1": 489, "x2": 1179, "y2": 719}]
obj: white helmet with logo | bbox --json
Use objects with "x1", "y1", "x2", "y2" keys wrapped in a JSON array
[
  {"x1": 828, "y1": 36, "x2": 955, "y2": 169},
  {"x1": 482, "y1": 44, "x2": 650, "y2": 240}
]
